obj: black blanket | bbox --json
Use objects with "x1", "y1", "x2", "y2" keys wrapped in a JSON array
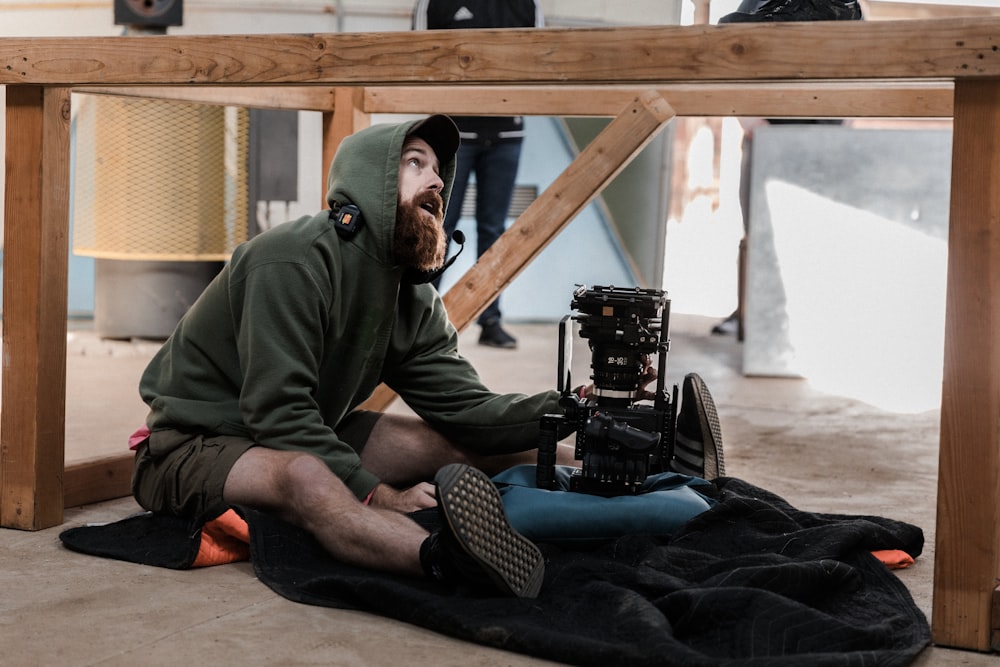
[{"x1": 60, "y1": 477, "x2": 929, "y2": 666}]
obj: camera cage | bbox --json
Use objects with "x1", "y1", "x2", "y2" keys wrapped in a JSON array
[{"x1": 537, "y1": 285, "x2": 678, "y2": 496}]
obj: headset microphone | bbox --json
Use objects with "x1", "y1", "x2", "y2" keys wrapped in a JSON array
[{"x1": 403, "y1": 230, "x2": 466, "y2": 285}]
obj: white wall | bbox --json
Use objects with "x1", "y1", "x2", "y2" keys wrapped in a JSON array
[{"x1": 0, "y1": 0, "x2": 685, "y2": 37}]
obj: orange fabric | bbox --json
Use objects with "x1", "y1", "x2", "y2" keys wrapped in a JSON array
[
  {"x1": 871, "y1": 549, "x2": 915, "y2": 570},
  {"x1": 191, "y1": 509, "x2": 251, "y2": 568}
]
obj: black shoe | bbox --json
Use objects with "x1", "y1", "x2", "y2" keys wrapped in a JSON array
[
  {"x1": 421, "y1": 464, "x2": 544, "y2": 597},
  {"x1": 479, "y1": 320, "x2": 518, "y2": 349},
  {"x1": 711, "y1": 313, "x2": 739, "y2": 336},
  {"x1": 719, "y1": 0, "x2": 862, "y2": 23},
  {"x1": 671, "y1": 373, "x2": 726, "y2": 481}
]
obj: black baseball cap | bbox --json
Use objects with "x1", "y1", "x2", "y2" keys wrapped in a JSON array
[{"x1": 407, "y1": 114, "x2": 460, "y2": 162}]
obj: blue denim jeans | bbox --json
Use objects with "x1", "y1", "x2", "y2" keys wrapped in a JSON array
[{"x1": 439, "y1": 139, "x2": 523, "y2": 326}]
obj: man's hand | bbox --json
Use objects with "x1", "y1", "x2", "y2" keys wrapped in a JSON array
[
  {"x1": 368, "y1": 482, "x2": 437, "y2": 513},
  {"x1": 636, "y1": 353, "x2": 658, "y2": 401}
]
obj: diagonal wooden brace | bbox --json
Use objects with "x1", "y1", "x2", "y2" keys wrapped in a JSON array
[{"x1": 362, "y1": 90, "x2": 675, "y2": 411}]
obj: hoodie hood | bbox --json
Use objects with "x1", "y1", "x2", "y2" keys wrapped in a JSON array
[{"x1": 325, "y1": 116, "x2": 458, "y2": 267}]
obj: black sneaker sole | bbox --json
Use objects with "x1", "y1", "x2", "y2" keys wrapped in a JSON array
[{"x1": 435, "y1": 464, "x2": 544, "y2": 598}]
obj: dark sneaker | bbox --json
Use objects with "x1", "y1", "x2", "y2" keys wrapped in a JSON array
[
  {"x1": 424, "y1": 464, "x2": 544, "y2": 598},
  {"x1": 711, "y1": 312, "x2": 739, "y2": 336},
  {"x1": 671, "y1": 373, "x2": 726, "y2": 480},
  {"x1": 719, "y1": 0, "x2": 862, "y2": 23},
  {"x1": 479, "y1": 320, "x2": 518, "y2": 349}
]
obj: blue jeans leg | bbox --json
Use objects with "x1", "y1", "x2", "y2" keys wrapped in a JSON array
[
  {"x1": 472, "y1": 140, "x2": 522, "y2": 325},
  {"x1": 435, "y1": 139, "x2": 523, "y2": 327}
]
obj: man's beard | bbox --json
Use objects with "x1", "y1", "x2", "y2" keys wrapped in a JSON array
[{"x1": 394, "y1": 190, "x2": 446, "y2": 271}]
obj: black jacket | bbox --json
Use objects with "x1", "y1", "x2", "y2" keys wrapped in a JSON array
[{"x1": 412, "y1": 0, "x2": 544, "y2": 143}]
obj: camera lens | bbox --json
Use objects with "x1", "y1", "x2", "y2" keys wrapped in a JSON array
[{"x1": 591, "y1": 344, "x2": 643, "y2": 402}]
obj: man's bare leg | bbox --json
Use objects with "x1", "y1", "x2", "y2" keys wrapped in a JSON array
[
  {"x1": 359, "y1": 413, "x2": 578, "y2": 487},
  {"x1": 223, "y1": 446, "x2": 545, "y2": 597},
  {"x1": 223, "y1": 446, "x2": 427, "y2": 575}
]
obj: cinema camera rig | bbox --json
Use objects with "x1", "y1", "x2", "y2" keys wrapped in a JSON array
[{"x1": 536, "y1": 285, "x2": 677, "y2": 497}]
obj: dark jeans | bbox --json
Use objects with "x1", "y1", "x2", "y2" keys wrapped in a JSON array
[{"x1": 438, "y1": 139, "x2": 523, "y2": 326}]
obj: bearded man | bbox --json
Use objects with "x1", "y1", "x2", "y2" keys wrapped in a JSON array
[{"x1": 128, "y1": 115, "x2": 572, "y2": 597}]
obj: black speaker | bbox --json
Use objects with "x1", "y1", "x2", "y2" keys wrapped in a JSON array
[{"x1": 114, "y1": 0, "x2": 183, "y2": 28}]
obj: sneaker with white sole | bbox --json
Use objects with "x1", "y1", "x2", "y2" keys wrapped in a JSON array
[{"x1": 671, "y1": 373, "x2": 726, "y2": 481}]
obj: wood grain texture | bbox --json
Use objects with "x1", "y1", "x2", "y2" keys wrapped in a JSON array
[
  {"x1": 932, "y1": 78, "x2": 1000, "y2": 651},
  {"x1": 364, "y1": 82, "x2": 954, "y2": 118},
  {"x1": 1, "y1": 87, "x2": 71, "y2": 530},
  {"x1": 72, "y1": 80, "x2": 954, "y2": 119},
  {"x1": 0, "y1": 19, "x2": 998, "y2": 87},
  {"x1": 63, "y1": 455, "x2": 134, "y2": 509},
  {"x1": 79, "y1": 85, "x2": 338, "y2": 111}
]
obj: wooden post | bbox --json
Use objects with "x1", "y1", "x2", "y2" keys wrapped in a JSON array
[
  {"x1": 321, "y1": 87, "x2": 369, "y2": 208},
  {"x1": 361, "y1": 91, "x2": 675, "y2": 410},
  {"x1": 932, "y1": 78, "x2": 1000, "y2": 650},
  {"x1": 1, "y1": 86, "x2": 71, "y2": 530}
]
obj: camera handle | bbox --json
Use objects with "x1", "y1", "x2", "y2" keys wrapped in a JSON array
[{"x1": 536, "y1": 414, "x2": 566, "y2": 490}]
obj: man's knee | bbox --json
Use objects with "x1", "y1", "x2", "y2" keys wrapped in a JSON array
[
  {"x1": 226, "y1": 447, "x2": 356, "y2": 525},
  {"x1": 282, "y1": 451, "x2": 342, "y2": 497}
]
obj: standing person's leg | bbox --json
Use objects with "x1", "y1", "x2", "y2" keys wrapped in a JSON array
[
  {"x1": 712, "y1": 131, "x2": 753, "y2": 336},
  {"x1": 433, "y1": 143, "x2": 476, "y2": 290},
  {"x1": 473, "y1": 140, "x2": 522, "y2": 346}
]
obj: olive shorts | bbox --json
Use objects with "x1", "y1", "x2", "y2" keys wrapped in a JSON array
[{"x1": 131, "y1": 410, "x2": 382, "y2": 518}]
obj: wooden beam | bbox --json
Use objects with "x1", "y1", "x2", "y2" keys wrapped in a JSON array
[
  {"x1": 63, "y1": 454, "x2": 134, "y2": 509},
  {"x1": 76, "y1": 86, "x2": 337, "y2": 111},
  {"x1": 932, "y1": 78, "x2": 1000, "y2": 651},
  {"x1": 1, "y1": 19, "x2": 1000, "y2": 86},
  {"x1": 0, "y1": 87, "x2": 71, "y2": 530},
  {"x1": 360, "y1": 91, "x2": 675, "y2": 411},
  {"x1": 364, "y1": 82, "x2": 954, "y2": 118},
  {"x1": 73, "y1": 80, "x2": 955, "y2": 119}
]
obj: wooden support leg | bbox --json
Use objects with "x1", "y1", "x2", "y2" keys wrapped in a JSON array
[
  {"x1": 320, "y1": 87, "x2": 369, "y2": 208},
  {"x1": 932, "y1": 79, "x2": 1000, "y2": 651},
  {"x1": 1, "y1": 86, "x2": 71, "y2": 530},
  {"x1": 362, "y1": 91, "x2": 675, "y2": 411}
]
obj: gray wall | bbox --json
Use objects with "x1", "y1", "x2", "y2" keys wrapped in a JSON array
[{"x1": 743, "y1": 124, "x2": 952, "y2": 412}]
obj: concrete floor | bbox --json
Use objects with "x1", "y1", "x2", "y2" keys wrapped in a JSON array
[{"x1": 2, "y1": 314, "x2": 997, "y2": 666}]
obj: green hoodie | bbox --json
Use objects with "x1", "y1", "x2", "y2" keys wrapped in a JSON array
[{"x1": 139, "y1": 118, "x2": 560, "y2": 500}]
